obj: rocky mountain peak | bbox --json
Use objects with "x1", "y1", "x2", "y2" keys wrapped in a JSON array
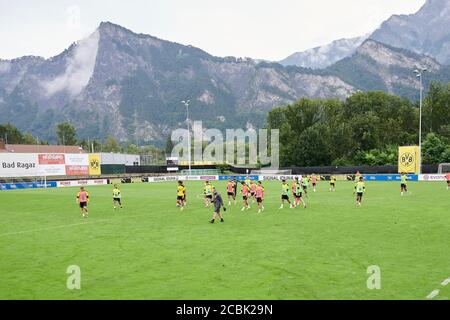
[{"x1": 370, "y1": 0, "x2": 450, "y2": 64}]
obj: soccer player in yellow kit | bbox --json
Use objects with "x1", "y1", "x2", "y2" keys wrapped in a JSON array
[
  {"x1": 176, "y1": 180, "x2": 186, "y2": 211},
  {"x1": 204, "y1": 181, "x2": 213, "y2": 208},
  {"x1": 279, "y1": 179, "x2": 293, "y2": 209},
  {"x1": 400, "y1": 173, "x2": 408, "y2": 196},
  {"x1": 329, "y1": 175, "x2": 336, "y2": 192},
  {"x1": 112, "y1": 184, "x2": 123, "y2": 209},
  {"x1": 354, "y1": 177, "x2": 366, "y2": 206}
]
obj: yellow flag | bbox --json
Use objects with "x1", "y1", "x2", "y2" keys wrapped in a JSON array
[
  {"x1": 398, "y1": 146, "x2": 420, "y2": 174},
  {"x1": 88, "y1": 154, "x2": 101, "y2": 176}
]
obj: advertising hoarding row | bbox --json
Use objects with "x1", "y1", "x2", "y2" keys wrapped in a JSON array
[{"x1": 0, "y1": 153, "x2": 101, "y2": 177}]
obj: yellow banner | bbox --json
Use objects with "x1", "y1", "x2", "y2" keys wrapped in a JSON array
[
  {"x1": 398, "y1": 146, "x2": 420, "y2": 174},
  {"x1": 88, "y1": 154, "x2": 101, "y2": 176}
]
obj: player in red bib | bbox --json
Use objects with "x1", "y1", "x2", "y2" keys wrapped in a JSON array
[
  {"x1": 250, "y1": 180, "x2": 257, "y2": 203},
  {"x1": 255, "y1": 181, "x2": 265, "y2": 213},
  {"x1": 240, "y1": 182, "x2": 251, "y2": 211},
  {"x1": 311, "y1": 174, "x2": 318, "y2": 192},
  {"x1": 226, "y1": 179, "x2": 236, "y2": 205},
  {"x1": 76, "y1": 187, "x2": 90, "y2": 218}
]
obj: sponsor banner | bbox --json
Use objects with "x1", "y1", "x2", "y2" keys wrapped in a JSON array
[
  {"x1": 65, "y1": 154, "x2": 89, "y2": 165},
  {"x1": 218, "y1": 175, "x2": 259, "y2": 181},
  {"x1": 398, "y1": 146, "x2": 420, "y2": 174},
  {"x1": 38, "y1": 154, "x2": 66, "y2": 175},
  {"x1": 363, "y1": 174, "x2": 418, "y2": 181},
  {"x1": 148, "y1": 176, "x2": 180, "y2": 183},
  {"x1": 0, "y1": 181, "x2": 57, "y2": 191},
  {"x1": 199, "y1": 175, "x2": 218, "y2": 181},
  {"x1": 39, "y1": 164, "x2": 66, "y2": 176},
  {"x1": 38, "y1": 153, "x2": 65, "y2": 165},
  {"x1": 56, "y1": 179, "x2": 108, "y2": 188},
  {"x1": 65, "y1": 165, "x2": 89, "y2": 176},
  {"x1": 259, "y1": 175, "x2": 299, "y2": 181},
  {"x1": 0, "y1": 153, "x2": 39, "y2": 177},
  {"x1": 0, "y1": 153, "x2": 93, "y2": 178},
  {"x1": 419, "y1": 174, "x2": 449, "y2": 181},
  {"x1": 88, "y1": 154, "x2": 101, "y2": 176},
  {"x1": 65, "y1": 154, "x2": 89, "y2": 176}
]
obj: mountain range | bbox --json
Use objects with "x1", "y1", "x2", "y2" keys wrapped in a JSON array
[
  {"x1": 279, "y1": 35, "x2": 369, "y2": 69},
  {"x1": 0, "y1": 0, "x2": 450, "y2": 144},
  {"x1": 280, "y1": 0, "x2": 450, "y2": 69}
]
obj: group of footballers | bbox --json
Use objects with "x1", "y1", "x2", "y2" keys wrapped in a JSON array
[
  {"x1": 74, "y1": 171, "x2": 450, "y2": 219},
  {"x1": 75, "y1": 184, "x2": 123, "y2": 218}
]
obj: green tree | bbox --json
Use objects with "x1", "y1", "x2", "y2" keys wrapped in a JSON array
[
  {"x1": 422, "y1": 133, "x2": 447, "y2": 164},
  {"x1": 22, "y1": 133, "x2": 39, "y2": 145},
  {"x1": 125, "y1": 143, "x2": 140, "y2": 154},
  {"x1": 0, "y1": 123, "x2": 23, "y2": 144},
  {"x1": 165, "y1": 134, "x2": 174, "y2": 155},
  {"x1": 56, "y1": 122, "x2": 77, "y2": 145},
  {"x1": 292, "y1": 124, "x2": 331, "y2": 166},
  {"x1": 103, "y1": 136, "x2": 121, "y2": 153},
  {"x1": 424, "y1": 82, "x2": 450, "y2": 136}
]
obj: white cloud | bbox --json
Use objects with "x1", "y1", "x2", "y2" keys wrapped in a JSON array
[{"x1": 42, "y1": 30, "x2": 99, "y2": 97}]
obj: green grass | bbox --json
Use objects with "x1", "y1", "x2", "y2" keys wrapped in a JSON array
[{"x1": 0, "y1": 180, "x2": 449, "y2": 300}]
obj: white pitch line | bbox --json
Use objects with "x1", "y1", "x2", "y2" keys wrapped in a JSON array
[
  {"x1": 426, "y1": 277, "x2": 450, "y2": 300},
  {"x1": 0, "y1": 213, "x2": 148, "y2": 238},
  {"x1": 427, "y1": 290, "x2": 440, "y2": 299}
]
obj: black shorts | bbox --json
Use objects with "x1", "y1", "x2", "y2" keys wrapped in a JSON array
[
  {"x1": 295, "y1": 193, "x2": 302, "y2": 198},
  {"x1": 330, "y1": 183, "x2": 335, "y2": 186},
  {"x1": 312, "y1": 183, "x2": 316, "y2": 186},
  {"x1": 250, "y1": 192, "x2": 256, "y2": 197},
  {"x1": 281, "y1": 195, "x2": 289, "y2": 200},
  {"x1": 205, "y1": 195, "x2": 213, "y2": 199},
  {"x1": 79, "y1": 202, "x2": 87, "y2": 208},
  {"x1": 256, "y1": 197, "x2": 262, "y2": 203},
  {"x1": 401, "y1": 183, "x2": 407, "y2": 189},
  {"x1": 227, "y1": 192, "x2": 234, "y2": 196},
  {"x1": 113, "y1": 197, "x2": 121, "y2": 202},
  {"x1": 447, "y1": 180, "x2": 450, "y2": 185},
  {"x1": 243, "y1": 195, "x2": 248, "y2": 200},
  {"x1": 302, "y1": 186, "x2": 307, "y2": 190},
  {"x1": 356, "y1": 192, "x2": 363, "y2": 197},
  {"x1": 177, "y1": 196, "x2": 184, "y2": 201}
]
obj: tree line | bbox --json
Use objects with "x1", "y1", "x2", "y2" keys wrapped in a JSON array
[{"x1": 267, "y1": 82, "x2": 450, "y2": 166}]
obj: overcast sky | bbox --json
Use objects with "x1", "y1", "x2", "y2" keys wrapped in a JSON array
[{"x1": 0, "y1": 0, "x2": 426, "y2": 61}]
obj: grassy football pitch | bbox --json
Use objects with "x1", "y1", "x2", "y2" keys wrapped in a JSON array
[{"x1": 0, "y1": 180, "x2": 449, "y2": 300}]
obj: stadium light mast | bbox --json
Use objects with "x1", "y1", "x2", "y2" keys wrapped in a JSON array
[
  {"x1": 181, "y1": 100, "x2": 191, "y2": 176},
  {"x1": 414, "y1": 68, "x2": 426, "y2": 175}
]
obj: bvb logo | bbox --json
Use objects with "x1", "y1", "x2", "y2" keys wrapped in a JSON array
[
  {"x1": 400, "y1": 152, "x2": 415, "y2": 168},
  {"x1": 90, "y1": 159, "x2": 100, "y2": 170}
]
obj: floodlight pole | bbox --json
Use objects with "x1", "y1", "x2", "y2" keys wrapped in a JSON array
[
  {"x1": 414, "y1": 68, "x2": 426, "y2": 175},
  {"x1": 181, "y1": 100, "x2": 191, "y2": 176}
]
